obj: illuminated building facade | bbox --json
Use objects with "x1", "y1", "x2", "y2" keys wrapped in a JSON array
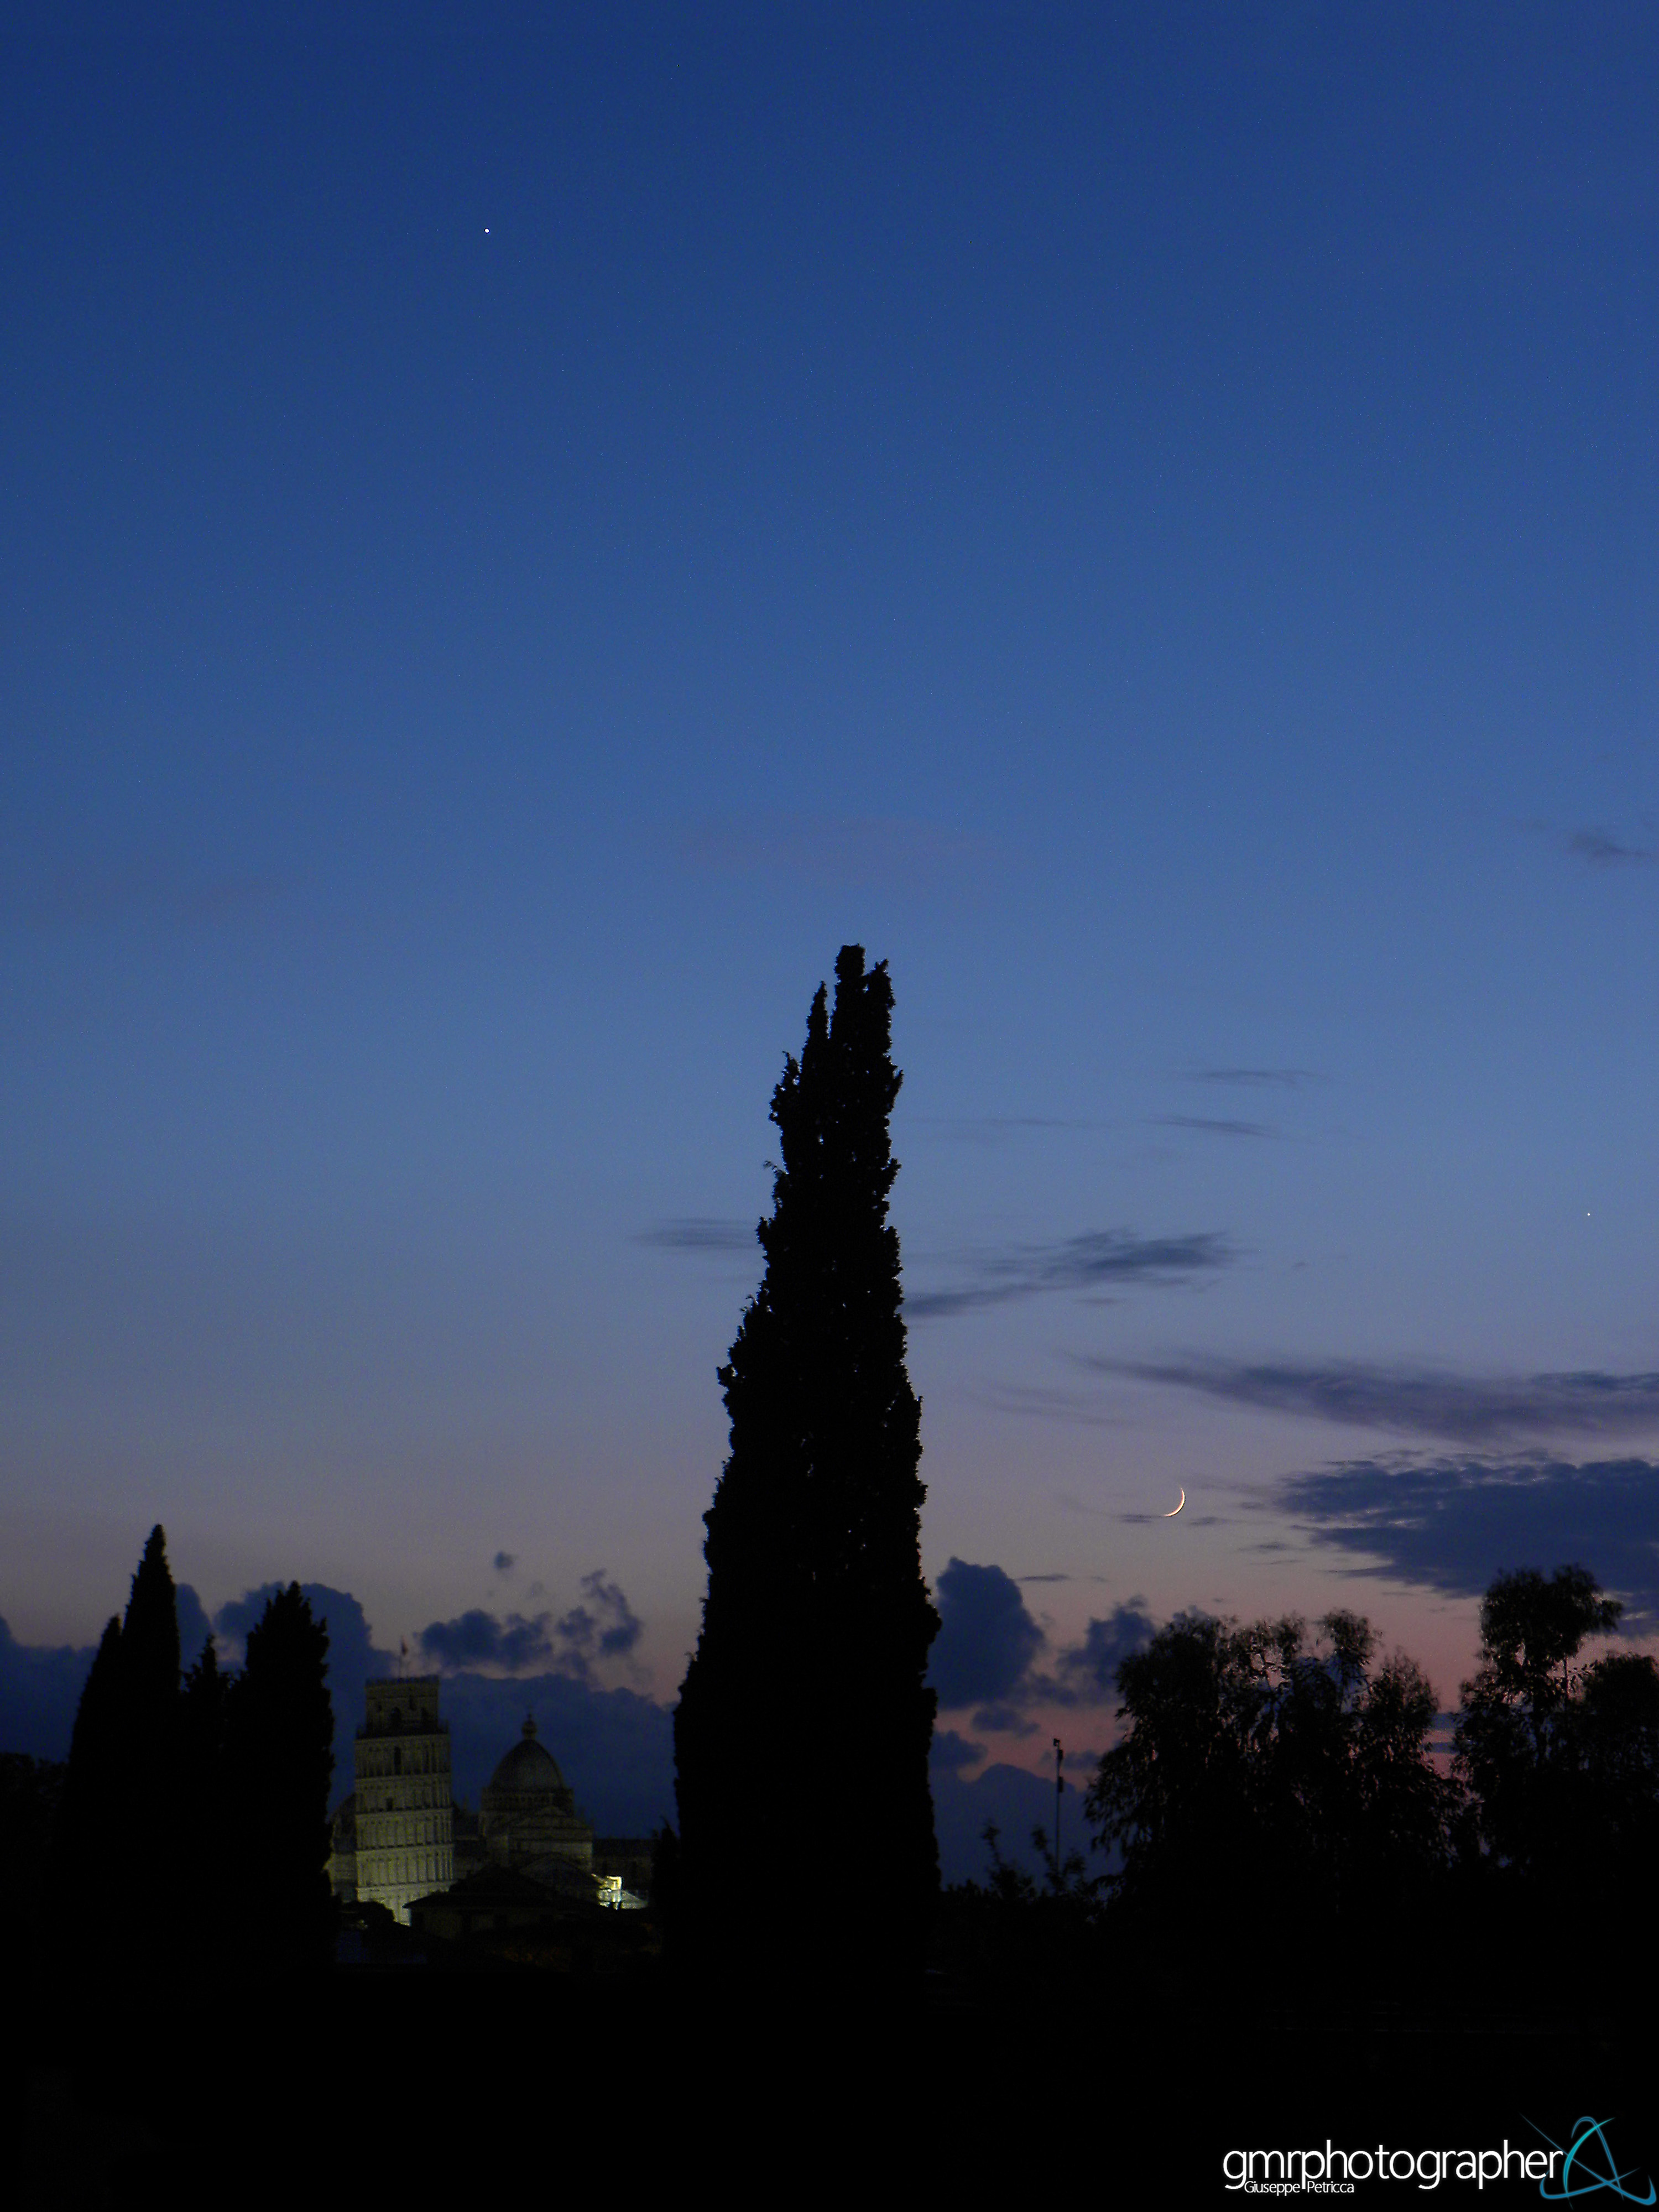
[{"x1": 350, "y1": 1676, "x2": 455, "y2": 1924}]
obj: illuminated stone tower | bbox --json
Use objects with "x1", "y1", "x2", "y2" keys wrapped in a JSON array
[{"x1": 353, "y1": 1676, "x2": 455, "y2": 1924}]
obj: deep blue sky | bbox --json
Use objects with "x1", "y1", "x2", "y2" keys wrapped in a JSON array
[{"x1": 6, "y1": 5, "x2": 1659, "y2": 1833}]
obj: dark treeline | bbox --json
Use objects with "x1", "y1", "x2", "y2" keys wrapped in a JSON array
[
  {"x1": 936, "y1": 1562, "x2": 1659, "y2": 2025},
  {"x1": 44, "y1": 1524, "x2": 333, "y2": 2000}
]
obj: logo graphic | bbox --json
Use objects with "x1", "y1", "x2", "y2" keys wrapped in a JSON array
[{"x1": 1529, "y1": 2117, "x2": 1655, "y2": 2205}]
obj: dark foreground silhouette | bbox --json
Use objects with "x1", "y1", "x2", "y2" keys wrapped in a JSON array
[
  {"x1": 12, "y1": 1547, "x2": 1658, "y2": 2198},
  {"x1": 675, "y1": 946, "x2": 939, "y2": 1983}
]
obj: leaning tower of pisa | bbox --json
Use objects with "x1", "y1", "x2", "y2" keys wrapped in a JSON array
[{"x1": 353, "y1": 1676, "x2": 455, "y2": 1924}]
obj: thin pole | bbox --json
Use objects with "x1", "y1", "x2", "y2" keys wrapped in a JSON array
[{"x1": 1052, "y1": 1736, "x2": 1063, "y2": 1892}]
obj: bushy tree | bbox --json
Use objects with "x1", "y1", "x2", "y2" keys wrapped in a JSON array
[
  {"x1": 1086, "y1": 1609, "x2": 1452, "y2": 1985},
  {"x1": 674, "y1": 947, "x2": 938, "y2": 1979},
  {"x1": 1454, "y1": 1564, "x2": 1653, "y2": 1882}
]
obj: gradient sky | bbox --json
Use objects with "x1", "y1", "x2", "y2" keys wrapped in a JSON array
[{"x1": 6, "y1": 5, "x2": 1659, "y2": 1825}]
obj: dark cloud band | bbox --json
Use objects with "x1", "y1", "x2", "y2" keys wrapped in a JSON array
[
  {"x1": 1095, "y1": 1355, "x2": 1659, "y2": 1445},
  {"x1": 1275, "y1": 1455, "x2": 1659, "y2": 1628},
  {"x1": 910, "y1": 1229, "x2": 1233, "y2": 1320},
  {"x1": 637, "y1": 1218, "x2": 756, "y2": 1252}
]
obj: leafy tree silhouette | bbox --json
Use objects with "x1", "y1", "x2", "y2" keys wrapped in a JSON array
[
  {"x1": 1454, "y1": 1564, "x2": 1652, "y2": 1884},
  {"x1": 1086, "y1": 1609, "x2": 1452, "y2": 1996},
  {"x1": 674, "y1": 947, "x2": 938, "y2": 1983}
]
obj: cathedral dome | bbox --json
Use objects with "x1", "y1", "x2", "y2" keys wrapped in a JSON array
[{"x1": 486, "y1": 1713, "x2": 567, "y2": 1797}]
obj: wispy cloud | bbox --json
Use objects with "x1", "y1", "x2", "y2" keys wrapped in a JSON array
[
  {"x1": 1152, "y1": 1114, "x2": 1277, "y2": 1139},
  {"x1": 680, "y1": 812, "x2": 992, "y2": 893},
  {"x1": 909, "y1": 1114, "x2": 1114, "y2": 1145},
  {"x1": 909, "y1": 1230, "x2": 1234, "y2": 1319},
  {"x1": 1182, "y1": 1067, "x2": 1327, "y2": 1089},
  {"x1": 968, "y1": 1380, "x2": 1135, "y2": 1427},
  {"x1": 12, "y1": 859, "x2": 298, "y2": 933},
  {"x1": 637, "y1": 1217, "x2": 755, "y2": 1253},
  {"x1": 1567, "y1": 827, "x2": 1656, "y2": 867},
  {"x1": 1275, "y1": 1456, "x2": 1659, "y2": 1627},
  {"x1": 1093, "y1": 1355, "x2": 1659, "y2": 1446}
]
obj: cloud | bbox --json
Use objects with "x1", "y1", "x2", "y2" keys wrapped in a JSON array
[
  {"x1": 930, "y1": 1560, "x2": 1044, "y2": 1710},
  {"x1": 215, "y1": 1579, "x2": 666, "y2": 1828},
  {"x1": 910, "y1": 1115, "x2": 1113, "y2": 1145},
  {"x1": 1151, "y1": 1115, "x2": 1277, "y2": 1139},
  {"x1": 552, "y1": 1571, "x2": 645, "y2": 1672},
  {"x1": 637, "y1": 1218, "x2": 755, "y2": 1253},
  {"x1": 419, "y1": 1572, "x2": 643, "y2": 1685},
  {"x1": 419, "y1": 1609, "x2": 556, "y2": 1670},
  {"x1": 11, "y1": 858, "x2": 297, "y2": 933},
  {"x1": 1275, "y1": 1455, "x2": 1659, "y2": 1627},
  {"x1": 930, "y1": 1728, "x2": 986, "y2": 1772},
  {"x1": 969, "y1": 1703, "x2": 1037, "y2": 1736},
  {"x1": 680, "y1": 812, "x2": 991, "y2": 893},
  {"x1": 0, "y1": 1577, "x2": 674, "y2": 1835},
  {"x1": 969, "y1": 1381, "x2": 1132, "y2": 1427},
  {"x1": 492, "y1": 1552, "x2": 515, "y2": 1575},
  {"x1": 931, "y1": 1759, "x2": 1108, "y2": 1886},
  {"x1": 910, "y1": 1229, "x2": 1234, "y2": 1319},
  {"x1": 931, "y1": 1558, "x2": 1155, "y2": 1715},
  {"x1": 0, "y1": 1619, "x2": 99, "y2": 1762},
  {"x1": 175, "y1": 1583, "x2": 212, "y2": 1667},
  {"x1": 1053, "y1": 1601, "x2": 1157, "y2": 1697},
  {"x1": 1095, "y1": 1355, "x2": 1659, "y2": 1445},
  {"x1": 1182, "y1": 1068, "x2": 1327, "y2": 1089},
  {"x1": 1567, "y1": 828, "x2": 1655, "y2": 867}
]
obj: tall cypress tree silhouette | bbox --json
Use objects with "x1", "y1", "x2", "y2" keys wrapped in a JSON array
[
  {"x1": 52, "y1": 1526, "x2": 188, "y2": 1984},
  {"x1": 225, "y1": 1584, "x2": 334, "y2": 1971},
  {"x1": 120, "y1": 1525, "x2": 184, "y2": 1932},
  {"x1": 674, "y1": 947, "x2": 938, "y2": 1980},
  {"x1": 179, "y1": 1635, "x2": 228, "y2": 1963},
  {"x1": 50, "y1": 1613, "x2": 125, "y2": 1965}
]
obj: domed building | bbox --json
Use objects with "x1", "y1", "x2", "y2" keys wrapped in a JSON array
[
  {"x1": 479, "y1": 1713, "x2": 594, "y2": 1876},
  {"x1": 330, "y1": 1686, "x2": 654, "y2": 1941}
]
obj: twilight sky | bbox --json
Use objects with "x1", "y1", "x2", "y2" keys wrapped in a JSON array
[{"x1": 5, "y1": 3, "x2": 1659, "y2": 1863}]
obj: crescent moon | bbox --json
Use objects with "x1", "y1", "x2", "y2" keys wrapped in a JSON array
[{"x1": 1163, "y1": 1488, "x2": 1186, "y2": 1517}]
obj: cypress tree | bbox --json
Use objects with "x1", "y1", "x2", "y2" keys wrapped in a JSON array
[
  {"x1": 50, "y1": 1614, "x2": 126, "y2": 1952},
  {"x1": 179, "y1": 1635, "x2": 228, "y2": 1961},
  {"x1": 674, "y1": 946, "x2": 938, "y2": 1980},
  {"x1": 121, "y1": 1525, "x2": 181, "y2": 1728},
  {"x1": 118, "y1": 1526, "x2": 185, "y2": 1942},
  {"x1": 225, "y1": 1585, "x2": 334, "y2": 1971},
  {"x1": 52, "y1": 1527, "x2": 189, "y2": 1980}
]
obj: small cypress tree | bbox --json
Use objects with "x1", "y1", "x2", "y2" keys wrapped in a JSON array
[
  {"x1": 674, "y1": 947, "x2": 938, "y2": 1980},
  {"x1": 179, "y1": 1634, "x2": 229, "y2": 1959},
  {"x1": 225, "y1": 1585, "x2": 335, "y2": 1971},
  {"x1": 118, "y1": 1526, "x2": 185, "y2": 1939},
  {"x1": 53, "y1": 1528, "x2": 189, "y2": 1957},
  {"x1": 50, "y1": 1613, "x2": 126, "y2": 1945},
  {"x1": 121, "y1": 1525, "x2": 181, "y2": 1725}
]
